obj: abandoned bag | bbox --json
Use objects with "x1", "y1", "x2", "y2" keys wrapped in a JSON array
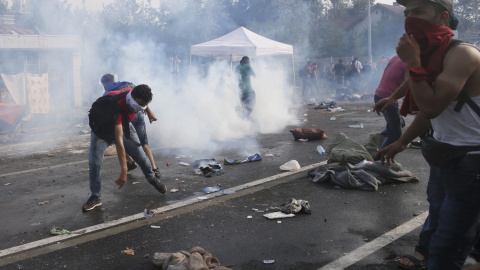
[
  {"x1": 88, "y1": 91, "x2": 136, "y2": 144},
  {"x1": 421, "y1": 136, "x2": 480, "y2": 168},
  {"x1": 290, "y1": 128, "x2": 327, "y2": 141}
]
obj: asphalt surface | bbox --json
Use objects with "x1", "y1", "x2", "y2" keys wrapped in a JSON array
[{"x1": 0, "y1": 98, "x2": 477, "y2": 269}]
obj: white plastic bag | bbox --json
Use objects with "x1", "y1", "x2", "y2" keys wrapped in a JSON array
[{"x1": 280, "y1": 160, "x2": 301, "y2": 171}]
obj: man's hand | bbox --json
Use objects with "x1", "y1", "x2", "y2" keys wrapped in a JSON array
[
  {"x1": 396, "y1": 33, "x2": 421, "y2": 68},
  {"x1": 375, "y1": 141, "x2": 407, "y2": 166},
  {"x1": 373, "y1": 97, "x2": 395, "y2": 115},
  {"x1": 145, "y1": 107, "x2": 157, "y2": 123},
  {"x1": 114, "y1": 172, "x2": 127, "y2": 189}
]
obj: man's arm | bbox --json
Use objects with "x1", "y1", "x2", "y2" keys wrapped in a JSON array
[
  {"x1": 145, "y1": 106, "x2": 157, "y2": 123},
  {"x1": 397, "y1": 34, "x2": 476, "y2": 118},
  {"x1": 114, "y1": 124, "x2": 128, "y2": 189},
  {"x1": 373, "y1": 78, "x2": 409, "y2": 115},
  {"x1": 376, "y1": 112, "x2": 431, "y2": 165}
]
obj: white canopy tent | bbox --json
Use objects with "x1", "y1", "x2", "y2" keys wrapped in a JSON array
[{"x1": 190, "y1": 27, "x2": 296, "y2": 90}]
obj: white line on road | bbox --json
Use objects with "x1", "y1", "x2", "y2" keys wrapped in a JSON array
[
  {"x1": 318, "y1": 211, "x2": 428, "y2": 270},
  {"x1": 0, "y1": 162, "x2": 326, "y2": 259}
]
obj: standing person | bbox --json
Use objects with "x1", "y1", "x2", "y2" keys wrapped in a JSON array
[
  {"x1": 377, "y1": 0, "x2": 480, "y2": 269},
  {"x1": 350, "y1": 57, "x2": 363, "y2": 92},
  {"x1": 310, "y1": 62, "x2": 319, "y2": 97},
  {"x1": 373, "y1": 55, "x2": 408, "y2": 149},
  {"x1": 83, "y1": 84, "x2": 166, "y2": 212},
  {"x1": 300, "y1": 61, "x2": 312, "y2": 98},
  {"x1": 101, "y1": 74, "x2": 160, "y2": 177},
  {"x1": 235, "y1": 56, "x2": 256, "y2": 117},
  {"x1": 332, "y1": 59, "x2": 347, "y2": 88}
]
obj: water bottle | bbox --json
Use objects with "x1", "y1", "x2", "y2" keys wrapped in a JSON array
[
  {"x1": 317, "y1": 145, "x2": 325, "y2": 155},
  {"x1": 203, "y1": 186, "x2": 220, "y2": 194},
  {"x1": 330, "y1": 116, "x2": 336, "y2": 121}
]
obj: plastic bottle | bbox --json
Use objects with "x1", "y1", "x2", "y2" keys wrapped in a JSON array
[
  {"x1": 330, "y1": 116, "x2": 336, "y2": 121},
  {"x1": 317, "y1": 145, "x2": 325, "y2": 155},
  {"x1": 348, "y1": 123, "x2": 364, "y2": 129},
  {"x1": 203, "y1": 186, "x2": 221, "y2": 194}
]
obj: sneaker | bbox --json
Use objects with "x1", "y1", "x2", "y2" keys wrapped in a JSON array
[
  {"x1": 409, "y1": 141, "x2": 422, "y2": 149},
  {"x1": 82, "y1": 195, "x2": 102, "y2": 212},
  {"x1": 127, "y1": 161, "x2": 138, "y2": 172},
  {"x1": 151, "y1": 176, "x2": 166, "y2": 194},
  {"x1": 152, "y1": 168, "x2": 161, "y2": 178}
]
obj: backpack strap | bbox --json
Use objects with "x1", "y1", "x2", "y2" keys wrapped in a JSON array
[{"x1": 441, "y1": 39, "x2": 480, "y2": 118}]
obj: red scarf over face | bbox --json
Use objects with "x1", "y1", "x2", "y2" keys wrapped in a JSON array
[{"x1": 399, "y1": 17, "x2": 454, "y2": 116}]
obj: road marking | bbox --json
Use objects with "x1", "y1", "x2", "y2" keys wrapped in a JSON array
[
  {"x1": 0, "y1": 162, "x2": 326, "y2": 259},
  {"x1": 318, "y1": 211, "x2": 428, "y2": 270}
]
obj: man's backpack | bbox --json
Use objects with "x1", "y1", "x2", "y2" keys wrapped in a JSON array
[
  {"x1": 88, "y1": 91, "x2": 137, "y2": 144},
  {"x1": 299, "y1": 67, "x2": 307, "y2": 79}
]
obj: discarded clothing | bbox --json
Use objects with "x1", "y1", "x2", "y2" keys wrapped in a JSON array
[
  {"x1": 363, "y1": 133, "x2": 385, "y2": 159},
  {"x1": 193, "y1": 159, "x2": 222, "y2": 177},
  {"x1": 308, "y1": 161, "x2": 418, "y2": 191},
  {"x1": 274, "y1": 198, "x2": 311, "y2": 214},
  {"x1": 224, "y1": 153, "x2": 261, "y2": 165},
  {"x1": 326, "y1": 133, "x2": 373, "y2": 165},
  {"x1": 152, "y1": 246, "x2": 231, "y2": 270},
  {"x1": 290, "y1": 128, "x2": 327, "y2": 141}
]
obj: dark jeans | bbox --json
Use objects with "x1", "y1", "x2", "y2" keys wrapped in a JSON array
[
  {"x1": 241, "y1": 91, "x2": 256, "y2": 117},
  {"x1": 416, "y1": 158, "x2": 480, "y2": 270},
  {"x1": 374, "y1": 95, "x2": 403, "y2": 149},
  {"x1": 88, "y1": 123, "x2": 155, "y2": 197},
  {"x1": 131, "y1": 113, "x2": 148, "y2": 146}
]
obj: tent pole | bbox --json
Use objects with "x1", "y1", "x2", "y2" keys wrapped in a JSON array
[{"x1": 292, "y1": 53, "x2": 296, "y2": 98}]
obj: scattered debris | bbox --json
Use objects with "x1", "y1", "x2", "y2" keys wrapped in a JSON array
[
  {"x1": 197, "y1": 196, "x2": 208, "y2": 200},
  {"x1": 265, "y1": 154, "x2": 274, "y2": 157},
  {"x1": 50, "y1": 228, "x2": 71, "y2": 235},
  {"x1": 132, "y1": 182, "x2": 140, "y2": 185},
  {"x1": 143, "y1": 209, "x2": 157, "y2": 218},
  {"x1": 170, "y1": 188, "x2": 179, "y2": 193},
  {"x1": 151, "y1": 225, "x2": 161, "y2": 229},
  {"x1": 203, "y1": 186, "x2": 220, "y2": 194},
  {"x1": 121, "y1": 247, "x2": 134, "y2": 256},
  {"x1": 263, "y1": 260, "x2": 275, "y2": 264},
  {"x1": 38, "y1": 201, "x2": 49, "y2": 205},
  {"x1": 4, "y1": 183, "x2": 11, "y2": 186},
  {"x1": 222, "y1": 189, "x2": 236, "y2": 194},
  {"x1": 280, "y1": 160, "x2": 301, "y2": 171},
  {"x1": 290, "y1": 128, "x2": 327, "y2": 141},
  {"x1": 263, "y1": 212, "x2": 295, "y2": 219},
  {"x1": 274, "y1": 198, "x2": 311, "y2": 214},
  {"x1": 224, "y1": 153, "x2": 261, "y2": 165},
  {"x1": 179, "y1": 162, "x2": 189, "y2": 166},
  {"x1": 348, "y1": 124, "x2": 364, "y2": 129},
  {"x1": 193, "y1": 159, "x2": 222, "y2": 177}
]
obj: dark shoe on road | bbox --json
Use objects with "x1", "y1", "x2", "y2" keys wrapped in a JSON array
[
  {"x1": 151, "y1": 176, "x2": 166, "y2": 194},
  {"x1": 127, "y1": 161, "x2": 138, "y2": 172},
  {"x1": 82, "y1": 195, "x2": 102, "y2": 212}
]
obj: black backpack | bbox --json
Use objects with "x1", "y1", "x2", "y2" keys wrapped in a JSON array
[{"x1": 88, "y1": 91, "x2": 137, "y2": 145}]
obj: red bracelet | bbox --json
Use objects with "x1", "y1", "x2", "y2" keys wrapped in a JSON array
[{"x1": 409, "y1": 66, "x2": 428, "y2": 82}]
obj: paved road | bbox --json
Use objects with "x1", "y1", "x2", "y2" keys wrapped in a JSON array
[{"x1": 0, "y1": 99, "x2": 476, "y2": 269}]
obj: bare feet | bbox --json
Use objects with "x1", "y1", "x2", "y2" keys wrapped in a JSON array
[{"x1": 396, "y1": 252, "x2": 426, "y2": 268}]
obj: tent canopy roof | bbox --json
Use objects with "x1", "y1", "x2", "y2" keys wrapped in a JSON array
[{"x1": 190, "y1": 27, "x2": 293, "y2": 60}]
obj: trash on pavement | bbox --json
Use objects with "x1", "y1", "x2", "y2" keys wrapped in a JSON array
[
  {"x1": 38, "y1": 201, "x2": 49, "y2": 205},
  {"x1": 4, "y1": 183, "x2": 11, "y2": 186},
  {"x1": 179, "y1": 162, "x2": 190, "y2": 166},
  {"x1": 197, "y1": 196, "x2": 208, "y2": 200},
  {"x1": 263, "y1": 260, "x2": 275, "y2": 264},
  {"x1": 143, "y1": 209, "x2": 157, "y2": 218},
  {"x1": 328, "y1": 107, "x2": 345, "y2": 112},
  {"x1": 50, "y1": 228, "x2": 71, "y2": 235},
  {"x1": 280, "y1": 160, "x2": 301, "y2": 171},
  {"x1": 222, "y1": 189, "x2": 235, "y2": 194},
  {"x1": 290, "y1": 128, "x2": 327, "y2": 141},
  {"x1": 170, "y1": 188, "x2": 179, "y2": 193},
  {"x1": 348, "y1": 123, "x2": 364, "y2": 129},
  {"x1": 298, "y1": 138, "x2": 308, "y2": 142},
  {"x1": 263, "y1": 212, "x2": 295, "y2": 219},
  {"x1": 265, "y1": 154, "x2": 274, "y2": 157},
  {"x1": 274, "y1": 198, "x2": 312, "y2": 214},
  {"x1": 203, "y1": 186, "x2": 220, "y2": 194},
  {"x1": 247, "y1": 215, "x2": 253, "y2": 219},
  {"x1": 330, "y1": 116, "x2": 336, "y2": 121},
  {"x1": 224, "y1": 153, "x2": 261, "y2": 165},
  {"x1": 151, "y1": 225, "x2": 161, "y2": 229},
  {"x1": 121, "y1": 247, "x2": 134, "y2": 256},
  {"x1": 193, "y1": 159, "x2": 222, "y2": 177},
  {"x1": 317, "y1": 146, "x2": 325, "y2": 155},
  {"x1": 132, "y1": 182, "x2": 139, "y2": 185},
  {"x1": 153, "y1": 246, "x2": 230, "y2": 270}
]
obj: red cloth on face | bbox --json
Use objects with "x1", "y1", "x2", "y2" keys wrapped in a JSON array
[{"x1": 399, "y1": 17, "x2": 454, "y2": 116}]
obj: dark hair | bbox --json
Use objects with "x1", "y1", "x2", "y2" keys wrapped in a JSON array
[
  {"x1": 131, "y1": 84, "x2": 152, "y2": 102},
  {"x1": 100, "y1": 74, "x2": 115, "y2": 86},
  {"x1": 240, "y1": 56, "x2": 250, "y2": 64},
  {"x1": 431, "y1": 2, "x2": 457, "y2": 29}
]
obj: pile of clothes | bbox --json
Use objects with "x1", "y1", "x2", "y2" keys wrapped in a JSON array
[{"x1": 153, "y1": 246, "x2": 231, "y2": 270}]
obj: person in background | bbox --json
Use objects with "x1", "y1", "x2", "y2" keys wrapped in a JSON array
[{"x1": 235, "y1": 56, "x2": 256, "y2": 117}]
